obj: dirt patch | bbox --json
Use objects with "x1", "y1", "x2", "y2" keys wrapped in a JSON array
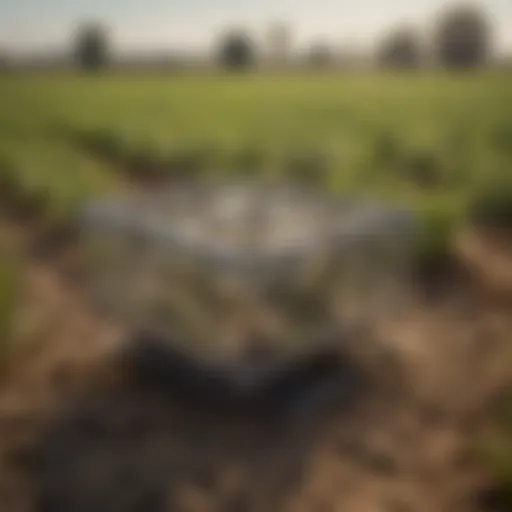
[{"x1": 2, "y1": 215, "x2": 512, "y2": 512}]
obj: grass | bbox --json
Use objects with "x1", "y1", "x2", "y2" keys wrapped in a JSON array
[
  {"x1": 0, "y1": 249, "x2": 18, "y2": 356},
  {"x1": 1, "y1": 70, "x2": 512, "y2": 497},
  {"x1": 476, "y1": 396, "x2": 512, "y2": 509},
  {"x1": 0, "y1": 71, "x2": 511, "y2": 261}
]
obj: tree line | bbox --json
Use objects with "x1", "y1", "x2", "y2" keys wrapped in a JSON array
[
  {"x1": 376, "y1": 4, "x2": 492, "y2": 70},
  {"x1": 39, "y1": 3, "x2": 496, "y2": 72}
]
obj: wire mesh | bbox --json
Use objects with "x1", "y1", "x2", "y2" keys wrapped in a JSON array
[{"x1": 80, "y1": 181, "x2": 418, "y2": 364}]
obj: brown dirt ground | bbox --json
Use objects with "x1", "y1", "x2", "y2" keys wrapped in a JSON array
[{"x1": 1, "y1": 215, "x2": 512, "y2": 512}]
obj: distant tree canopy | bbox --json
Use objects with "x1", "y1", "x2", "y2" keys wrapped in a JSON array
[
  {"x1": 433, "y1": 4, "x2": 492, "y2": 69},
  {"x1": 0, "y1": 50, "x2": 8, "y2": 69},
  {"x1": 217, "y1": 30, "x2": 255, "y2": 70},
  {"x1": 74, "y1": 21, "x2": 110, "y2": 71},
  {"x1": 377, "y1": 27, "x2": 422, "y2": 69},
  {"x1": 307, "y1": 42, "x2": 334, "y2": 68}
]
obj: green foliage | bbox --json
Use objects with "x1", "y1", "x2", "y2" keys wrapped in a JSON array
[
  {"x1": 372, "y1": 130, "x2": 403, "y2": 168},
  {"x1": 282, "y1": 147, "x2": 330, "y2": 188},
  {"x1": 376, "y1": 26, "x2": 422, "y2": 69},
  {"x1": 399, "y1": 148, "x2": 443, "y2": 188},
  {"x1": 306, "y1": 42, "x2": 334, "y2": 68},
  {"x1": 0, "y1": 250, "x2": 18, "y2": 354},
  {"x1": 490, "y1": 120, "x2": 512, "y2": 156},
  {"x1": 414, "y1": 200, "x2": 460, "y2": 272},
  {"x1": 217, "y1": 31, "x2": 255, "y2": 70},
  {"x1": 0, "y1": 133, "x2": 115, "y2": 227},
  {"x1": 434, "y1": 3, "x2": 492, "y2": 69},
  {"x1": 164, "y1": 142, "x2": 218, "y2": 180},
  {"x1": 467, "y1": 177, "x2": 512, "y2": 230},
  {"x1": 228, "y1": 145, "x2": 266, "y2": 176},
  {"x1": 476, "y1": 395, "x2": 512, "y2": 509},
  {"x1": 0, "y1": 72, "x2": 510, "y2": 270},
  {"x1": 84, "y1": 129, "x2": 126, "y2": 161},
  {"x1": 74, "y1": 21, "x2": 110, "y2": 72}
]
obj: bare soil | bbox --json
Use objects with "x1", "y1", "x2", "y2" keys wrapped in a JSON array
[{"x1": 1, "y1": 213, "x2": 512, "y2": 512}]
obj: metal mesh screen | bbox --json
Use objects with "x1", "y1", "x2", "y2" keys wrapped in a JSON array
[{"x1": 80, "y1": 181, "x2": 418, "y2": 363}]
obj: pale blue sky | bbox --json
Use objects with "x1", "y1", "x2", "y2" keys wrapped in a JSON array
[{"x1": 0, "y1": 0, "x2": 511, "y2": 55}]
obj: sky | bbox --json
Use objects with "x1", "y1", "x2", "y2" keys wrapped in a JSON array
[{"x1": 0, "y1": 0, "x2": 511, "y2": 56}]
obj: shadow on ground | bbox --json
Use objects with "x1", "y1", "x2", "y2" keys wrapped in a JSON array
[{"x1": 28, "y1": 332, "x2": 370, "y2": 512}]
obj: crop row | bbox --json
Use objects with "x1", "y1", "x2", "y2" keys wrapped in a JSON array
[
  {"x1": 0, "y1": 135, "x2": 115, "y2": 229},
  {"x1": 0, "y1": 74, "x2": 511, "y2": 268}
]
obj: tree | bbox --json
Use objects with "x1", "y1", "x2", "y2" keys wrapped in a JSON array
[
  {"x1": 433, "y1": 3, "x2": 492, "y2": 69},
  {"x1": 217, "y1": 30, "x2": 255, "y2": 70},
  {"x1": 307, "y1": 41, "x2": 334, "y2": 68},
  {"x1": 74, "y1": 21, "x2": 110, "y2": 71},
  {"x1": 0, "y1": 50, "x2": 8, "y2": 70},
  {"x1": 377, "y1": 27, "x2": 422, "y2": 69}
]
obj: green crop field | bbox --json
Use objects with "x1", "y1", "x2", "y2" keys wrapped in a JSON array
[
  {"x1": 1, "y1": 71, "x2": 511, "y2": 261},
  {"x1": 2, "y1": 71, "x2": 512, "y2": 510}
]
